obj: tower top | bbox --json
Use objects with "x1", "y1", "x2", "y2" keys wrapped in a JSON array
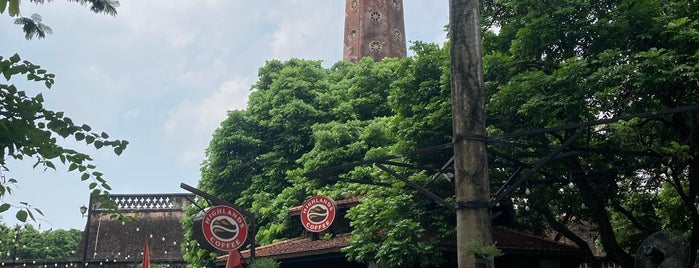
[{"x1": 343, "y1": 0, "x2": 407, "y2": 63}]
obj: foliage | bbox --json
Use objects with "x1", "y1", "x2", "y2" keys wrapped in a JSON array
[
  {"x1": 482, "y1": 0, "x2": 699, "y2": 266},
  {"x1": 0, "y1": 224, "x2": 81, "y2": 260},
  {"x1": 1, "y1": 0, "x2": 119, "y2": 40},
  {"x1": 189, "y1": 1, "x2": 699, "y2": 267},
  {"x1": 343, "y1": 193, "x2": 446, "y2": 267},
  {"x1": 463, "y1": 239, "x2": 503, "y2": 260},
  {"x1": 187, "y1": 44, "x2": 453, "y2": 267},
  {"x1": 1, "y1": 1, "x2": 128, "y2": 222},
  {"x1": 248, "y1": 258, "x2": 280, "y2": 268}
]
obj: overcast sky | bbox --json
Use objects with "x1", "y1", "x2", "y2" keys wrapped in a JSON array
[{"x1": 0, "y1": 1, "x2": 449, "y2": 231}]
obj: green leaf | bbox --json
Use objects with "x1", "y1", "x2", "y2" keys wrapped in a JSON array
[
  {"x1": 75, "y1": 132, "x2": 85, "y2": 141},
  {"x1": 101, "y1": 132, "x2": 109, "y2": 138},
  {"x1": 85, "y1": 135, "x2": 95, "y2": 144},
  {"x1": 82, "y1": 124, "x2": 91, "y2": 131},
  {"x1": 94, "y1": 140, "x2": 103, "y2": 149},
  {"x1": 89, "y1": 182, "x2": 97, "y2": 189},
  {"x1": 9, "y1": 53, "x2": 20, "y2": 63},
  {"x1": 0, "y1": 203, "x2": 11, "y2": 213},
  {"x1": 27, "y1": 210, "x2": 36, "y2": 221},
  {"x1": 114, "y1": 147, "x2": 123, "y2": 156},
  {"x1": 45, "y1": 160, "x2": 56, "y2": 170},
  {"x1": 7, "y1": 0, "x2": 18, "y2": 17},
  {"x1": 81, "y1": 173, "x2": 90, "y2": 181},
  {"x1": 68, "y1": 163, "x2": 78, "y2": 171},
  {"x1": 16, "y1": 210, "x2": 27, "y2": 222},
  {"x1": 34, "y1": 207, "x2": 44, "y2": 216},
  {"x1": 0, "y1": 0, "x2": 7, "y2": 14}
]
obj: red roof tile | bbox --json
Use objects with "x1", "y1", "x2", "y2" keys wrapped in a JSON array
[
  {"x1": 493, "y1": 226, "x2": 580, "y2": 253},
  {"x1": 217, "y1": 227, "x2": 580, "y2": 263},
  {"x1": 215, "y1": 234, "x2": 351, "y2": 263}
]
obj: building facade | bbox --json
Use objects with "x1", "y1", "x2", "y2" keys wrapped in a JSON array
[
  {"x1": 76, "y1": 194, "x2": 194, "y2": 268},
  {"x1": 343, "y1": 0, "x2": 407, "y2": 62}
]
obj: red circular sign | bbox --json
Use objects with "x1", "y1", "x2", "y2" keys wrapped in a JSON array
[
  {"x1": 201, "y1": 205, "x2": 248, "y2": 251},
  {"x1": 300, "y1": 196, "x2": 336, "y2": 232}
]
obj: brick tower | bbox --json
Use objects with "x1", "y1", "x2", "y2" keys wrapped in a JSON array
[{"x1": 343, "y1": 0, "x2": 407, "y2": 63}]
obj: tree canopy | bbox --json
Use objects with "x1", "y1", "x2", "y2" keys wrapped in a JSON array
[
  {"x1": 0, "y1": 224, "x2": 82, "y2": 260},
  {"x1": 186, "y1": 0, "x2": 698, "y2": 267}
]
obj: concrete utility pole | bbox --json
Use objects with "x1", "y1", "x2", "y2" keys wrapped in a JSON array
[{"x1": 449, "y1": 0, "x2": 493, "y2": 267}]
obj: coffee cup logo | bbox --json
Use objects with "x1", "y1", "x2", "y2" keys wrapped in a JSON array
[
  {"x1": 301, "y1": 196, "x2": 336, "y2": 232},
  {"x1": 201, "y1": 205, "x2": 248, "y2": 251}
]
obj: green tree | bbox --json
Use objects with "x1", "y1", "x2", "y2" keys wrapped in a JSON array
[
  {"x1": 482, "y1": 0, "x2": 699, "y2": 266},
  {"x1": 1, "y1": 0, "x2": 127, "y2": 222},
  {"x1": 186, "y1": 43, "x2": 454, "y2": 267},
  {"x1": 191, "y1": 1, "x2": 698, "y2": 266},
  {"x1": 0, "y1": 224, "x2": 81, "y2": 260}
]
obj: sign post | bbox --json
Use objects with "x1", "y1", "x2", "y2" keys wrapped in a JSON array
[{"x1": 180, "y1": 183, "x2": 256, "y2": 260}]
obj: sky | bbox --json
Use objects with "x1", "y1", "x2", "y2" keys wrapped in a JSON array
[{"x1": 0, "y1": 0, "x2": 449, "y2": 231}]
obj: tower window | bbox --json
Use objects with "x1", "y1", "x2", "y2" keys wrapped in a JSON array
[
  {"x1": 392, "y1": 0, "x2": 401, "y2": 10},
  {"x1": 392, "y1": 29, "x2": 402, "y2": 41},
  {"x1": 351, "y1": 0, "x2": 358, "y2": 11},
  {"x1": 369, "y1": 11, "x2": 382, "y2": 23},
  {"x1": 369, "y1": 41, "x2": 382, "y2": 53},
  {"x1": 348, "y1": 29, "x2": 358, "y2": 41}
]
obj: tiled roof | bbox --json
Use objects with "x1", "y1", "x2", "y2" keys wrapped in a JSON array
[
  {"x1": 493, "y1": 226, "x2": 581, "y2": 253},
  {"x1": 217, "y1": 227, "x2": 580, "y2": 263},
  {"x1": 215, "y1": 234, "x2": 351, "y2": 263}
]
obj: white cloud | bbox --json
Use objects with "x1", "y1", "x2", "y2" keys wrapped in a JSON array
[
  {"x1": 163, "y1": 77, "x2": 253, "y2": 164},
  {"x1": 267, "y1": 1, "x2": 344, "y2": 62}
]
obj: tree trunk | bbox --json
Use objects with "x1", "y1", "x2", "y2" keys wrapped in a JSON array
[
  {"x1": 570, "y1": 162, "x2": 634, "y2": 267},
  {"x1": 449, "y1": 0, "x2": 493, "y2": 268}
]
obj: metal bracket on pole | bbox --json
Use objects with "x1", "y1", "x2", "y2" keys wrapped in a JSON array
[
  {"x1": 376, "y1": 163, "x2": 455, "y2": 211},
  {"x1": 180, "y1": 183, "x2": 257, "y2": 260}
]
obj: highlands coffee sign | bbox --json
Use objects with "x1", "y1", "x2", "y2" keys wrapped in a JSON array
[
  {"x1": 300, "y1": 196, "x2": 336, "y2": 232},
  {"x1": 195, "y1": 205, "x2": 248, "y2": 251}
]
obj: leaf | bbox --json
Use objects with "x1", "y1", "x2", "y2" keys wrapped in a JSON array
[
  {"x1": 8, "y1": 0, "x2": 18, "y2": 17},
  {"x1": 89, "y1": 182, "x2": 97, "y2": 189},
  {"x1": 68, "y1": 163, "x2": 78, "y2": 171},
  {"x1": 75, "y1": 132, "x2": 85, "y2": 141},
  {"x1": 85, "y1": 135, "x2": 95, "y2": 144},
  {"x1": 33, "y1": 207, "x2": 44, "y2": 216},
  {"x1": 0, "y1": 203, "x2": 10, "y2": 213},
  {"x1": 9, "y1": 53, "x2": 20, "y2": 63},
  {"x1": 27, "y1": 210, "x2": 36, "y2": 221},
  {"x1": 114, "y1": 147, "x2": 123, "y2": 156},
  {"x1": 45, "y1": 160, "x2": 56, "y2": 170},
  {"x1": 16, "y1": 210, "x2": 27, "y2": 222},
  {"x1": 0, "y1": 0, "x2": 7, "y2": 14},
  {"x1": 81, "y1": 172, "x2": 90, "y2": 181},
  {"x1": 101, "y1": 132, "x2": 109, "y2": 138}
]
